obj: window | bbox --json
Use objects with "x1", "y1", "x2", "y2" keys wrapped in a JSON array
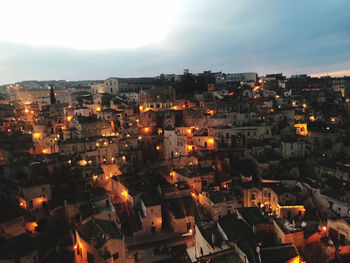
[
  {"x1": 251, "y1": 194, "x2": 255, "y2": 200},
  {"x1": 113, "y1": 253, "x2": 119, "y2": 260}
]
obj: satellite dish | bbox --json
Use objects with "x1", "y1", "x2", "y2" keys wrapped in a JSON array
[
  {"x1": 256, "y1": 246, "x2": 260, "y2": 253},
  {"x1": 301, "y1": 221, "x2": 307, "y2": 228}
]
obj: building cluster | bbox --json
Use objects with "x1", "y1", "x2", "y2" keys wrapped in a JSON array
[{"x1": 1, "y1": 71, "x2": 350, "y2": 262}]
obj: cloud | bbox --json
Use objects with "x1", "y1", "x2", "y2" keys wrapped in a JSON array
[{"x1": 1, "y1": 0, "x2": 350, "y2": 84}]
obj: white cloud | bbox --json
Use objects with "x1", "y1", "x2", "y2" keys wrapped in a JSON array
[{"x1": 0, "y1": 0, "x2": 178, "y2": 49}]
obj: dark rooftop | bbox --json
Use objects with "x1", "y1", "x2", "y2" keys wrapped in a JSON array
[
  {"x1": 0, "y1": 201, "x2": 25, "y2": 223},
  {"x1": 0, "y1": 234, "x2": 36, "y2": 259},
  {"x1": 260, "y1": 243, "x2": 299, "y2": 263},
  {"x1": 167, "y1": 196, "x2": 194, "y2": 219},
  {"x1": 237, "y1": 207, "x2": 270, "y2": 228},
  {"x1": 218, "y1": 216, "x2": 260, "y2": 263},
  {"x1": 77, "y1": 219, "x2": 122, "y2": 248}
]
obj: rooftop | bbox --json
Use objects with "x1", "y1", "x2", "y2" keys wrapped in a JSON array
[
  {"x1": 77, "y1": 219, "x2": 122, "y2": 248},
  {"x1": 260, "y1": 243, "x2": 299, "y2": 263},
  {"x1": 167, "y1": 196, "x2": 194, "y2": 219},
  {"x1": 237, "y1": 207, "x2": 270, "y2": 227}
]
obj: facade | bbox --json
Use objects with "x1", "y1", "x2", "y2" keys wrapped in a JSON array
[
  {"x1": 139, "y1": 87, "x2": 175, "y2": 110},
  {"x1": 19, "y1": 183, "x2": 51, "y2": 211},
  {"x1": 225, "y1": 72, "x2": 258, "y2": 82},
  {"x1": 199, "y1": 191, "x2": 242, "y2": 221},
  {"x1": 273, "y1": 219, "x2": 304, "y2": 248},
  {"x1": 164, "y1": 129, "x2": 187, "y2": 159},
  {"x1": 91, "y1": 83, "x2": 105, "y2": 94},
  {"x1": 167, "y1": 197, "x2": 194, "y2": 233},
  {"x1": 242, "y1": 184, "x2": 279, "y2": 214},
  {"x1": 135, "y1": 197, "x2": 162, "y2": 235},
  {"x1": 75, "y1": 219, "x2": 125, "y2": 263},
  {"x1": 104, "y1": 77, "x2": 159, "y2": 95},
  {"x1": 281, "y1": 140, "x2": 306, "y2": 159},
  {"x1": 327, "y1": 218, "x2": 350, "y2": 245}
]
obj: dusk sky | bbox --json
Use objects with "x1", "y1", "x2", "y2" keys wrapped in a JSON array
[{"x1": 1, "y1": 0, "x2": 350, "y2": 84}]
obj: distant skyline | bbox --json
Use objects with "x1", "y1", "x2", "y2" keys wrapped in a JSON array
[{"x1": 1, "y1": 0, "x2": 350, "y2": 85}]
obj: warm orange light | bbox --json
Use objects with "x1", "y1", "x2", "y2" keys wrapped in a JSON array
[
  {"x1": 79, "y1": 160, "x2": 87, "y2": 166},
  {"x1": 96, "y1": 107, "x2": 101, "y2": 112},
  {"x1": 182, "y1": 104, "x2": 186, "y2": 108},
  {"x1": 139, "y1": 106, "x2": 144, "y2": 112},
  {"x1": 189, "y1": 229, "x2": 193, "y2": 234},
  {"x1": 156, "y1": 146, "x2": 160, "y2": 150},
  {"x1": 191, "y1": 193, "x2": 195, "y2": 197},
  {"x1": 157, "y1": 128, "x2": 162, "y2": 135},
  {"x1": 259, "y1": 79, "x2": 263, "y2": 84},
  {"x1": 187, "y1": 145, "x2": 194, "y2": 151},
  {"x1": 121, "y1": 190, "x2": 128, "y2": 198},
  {"x1": 74, "y1": 244, "x2": 78, "y2": 250},
  {"x1": 66, "y1": 116, "x2": 72, "y2": 122},
  {"x1": 24, "y1": 108, "x2": 29, "y2": 113},
  {"x1": 39, "y1": 199, "x2": 42, "y2": 202},
  {"x1": 209, "y1": 110, "x2": 214, "y2": 116},
  {"x1": 270, "y1": 108, "x2": 274, "y2": 113},
  {"x1": 42, "y1": 149, "x2": 48, "y2": 154},
  {"x1": 294, "y1": 123, "x2": 308, "y2": 136},
  {"x1": 33, "y1": 133, "x2": 40, "y2": 139},
  {"x1": 170, "y1": 171, "x2": 174, "y2": 176},
  {"x1": 208, "y1": 138, "x2": 214, "y2": 144},
  {"x1": 105, "y1": 176, "x2": 109, "y2": 180},
  {"x1": 7, "y1": 128, "x2": 12, "y2": 133},
  {"x1": 322, "y1": 226, "x2": 327, "y2": 231},
  {"x1": 20, "y1": 202, "x2": 24, "y2": 206},
  {"x1": 187, "y1": 129, "x2": 192, "y2": 134}
]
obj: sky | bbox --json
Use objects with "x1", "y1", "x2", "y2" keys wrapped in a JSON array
[{"x1": 1, "y1": 0, "x2": 350, "y2": 84}]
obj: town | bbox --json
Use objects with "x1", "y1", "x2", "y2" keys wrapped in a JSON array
[{"x1": 1, "y1": 71, "x2": 350, "y2": 263}]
